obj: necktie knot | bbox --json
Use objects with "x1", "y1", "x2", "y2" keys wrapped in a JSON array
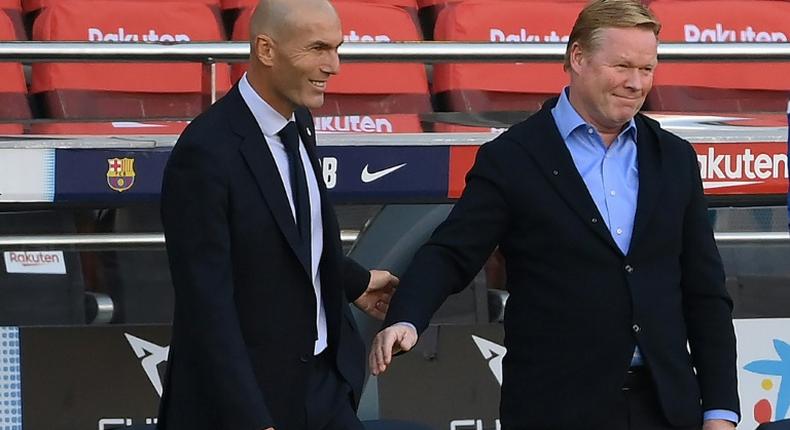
[{"x1": 278, "y1": 121, "x2": 300, "y2": 154}]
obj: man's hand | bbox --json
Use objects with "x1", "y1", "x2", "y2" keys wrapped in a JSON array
[
  {"x1": 353, "y1": 270, "x2": 398, "y2": 320},
  {"x1": 369, "y1": 324, "x2": 418, "y2": 375},
  {"x1": 703, "y1": 420, "x2": 736, "y2": 430}
]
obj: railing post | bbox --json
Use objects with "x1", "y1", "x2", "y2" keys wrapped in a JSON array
[{"x1": 202, "y1": 57, "x2": 218, "y2": 110}]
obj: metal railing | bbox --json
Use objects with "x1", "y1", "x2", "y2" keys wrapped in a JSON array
[
  {"x1": 0, "y1": 231, "x2": 787, "y2": 251},
  {"x1": 2, "y1": 41, "x2": 790, "y2": 62},
  {"x1": 2, "y1": 41, "x2": 790, "y2": 103},
  {"x1": 0, "y1": 230, "x2": 363, "y2": 251}
]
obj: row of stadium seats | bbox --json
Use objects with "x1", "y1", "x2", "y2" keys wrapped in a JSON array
[{"x1": 1, "y1": 0, "x2": 789, "y2": 135}]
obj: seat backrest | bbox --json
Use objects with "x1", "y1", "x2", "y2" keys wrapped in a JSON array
[
  {"x1": 649, "y1": 0, "x2": 790, "y2": 111},
  {"x1": 0, "y1": 10, "x2": 30, "y2": 132},
  {"x1": 31, "y1": 1, "x2": 231, "y2": 118},
  {"x1": 222, "y1": 0, "x2": 418, "y2": 11},
  {"x1": 24, "y1": 0, "x2": 220, "y2": 13},
  {"x1": 0, "y1": 0, "x2": 24, "y2": 39},
  {"x1": 432, "y1": 1, "x2": 581, "y2": 112},
  {"x1": 327, "y1": 2, "x2": 428, "y2": 95},
  {"x1": 29, "y1": 121, "x2": 189, "y2": 135}
]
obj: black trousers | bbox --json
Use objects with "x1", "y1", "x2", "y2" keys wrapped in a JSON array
[
  {"x1": 305, "y1": 352, "x2": 364, "y2": 430},
  {"x1": 598, "y1": 367, "x2": 702, "y2": 430}
]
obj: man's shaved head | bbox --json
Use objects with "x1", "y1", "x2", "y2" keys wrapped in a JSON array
[
  {"x1": 249, "y1": 0, "x2": 338, "y2": 42},
  {"x1": 245, "y1": 0, "x2": 343, "y2": 118}
]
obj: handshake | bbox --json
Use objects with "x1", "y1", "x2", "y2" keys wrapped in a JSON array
[{"x1": 354, "y1": 270, "x2": 419, "y2": 376}]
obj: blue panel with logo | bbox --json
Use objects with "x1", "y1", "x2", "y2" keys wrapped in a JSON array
[
  {"x1": 54, "y1": 149, "x2": 170, "y2": 204},
  {"x1": 50, "y1": 146, "x2": 450, "y2": 204},
  {"x1": 315, "y1": 146, "x2": 450, "y2": 203}
]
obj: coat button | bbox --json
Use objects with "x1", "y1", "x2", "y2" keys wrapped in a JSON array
[
  {"x1": 591, "y1": 217, "x2": 598, "y2": 224},
  {"x1": 552, "y1": 170, "x2": 559, "y2": 176},
  {"x1": 624, "y1": 264, "x2": 634, "y2": 273},
  {"x1": 632, "y1": 324, "x2": 641, "y2": 333}
]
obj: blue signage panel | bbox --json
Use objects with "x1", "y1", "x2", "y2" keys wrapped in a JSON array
[
  {"x1": 52, "y1": 146, "x2": 450, "y2": 204},
  {"x1": 316, "y1": 145, "x2": 450, "y2": 203},
  {"x1": 55, "y1": 149, "x2": 170, "y2": 204}
]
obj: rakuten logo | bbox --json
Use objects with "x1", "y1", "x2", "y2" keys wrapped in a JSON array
[
  {"x1": 697, "y1": 147, "x2": 788, "y2": 190},
  {"x1": 4, "y1": 251, "x2": 67, "y2": 274},
  {"x1": 315, "y1": 116, "x2": 393, "y2": 133},
  {"x1": 344, "y1": 30, "x2": 390, "y2": 42},
  {"x1": 490, "y1": 28, "x2": 569, "y2": 42},
  {"x1": 684, "y1": 24, "x2": 787, "y2": 42},
  {"x1": 8, "y1": 251, "x2": 61, "y2": 265},
  {"x1": 87, "y1": 27, "x2": 191, "y2": 42}
]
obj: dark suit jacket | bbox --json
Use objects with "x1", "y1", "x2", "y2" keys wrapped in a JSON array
[
  {"x1": 157, "y1": 85, "x2": 371, "y2": 430},
  {"x1": 385, "y1": 99, "x2": 739, "y2": 429}
]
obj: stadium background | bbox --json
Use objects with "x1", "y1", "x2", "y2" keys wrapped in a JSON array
[{"x1": 0, "y1": 0, "x2": 789, "y2": 429}]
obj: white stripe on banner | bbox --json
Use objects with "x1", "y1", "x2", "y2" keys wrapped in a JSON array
[
  {"x1": 0, "y1": 327, "x2": 22, "y2": 430},
  {"x1": 0, "y1": 149, "x2": 56, "y2": 203}
]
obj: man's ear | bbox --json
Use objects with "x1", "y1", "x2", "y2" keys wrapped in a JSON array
[
  {"x1": 568, "y1": 41, "x2": 585, "y2": 75},
  {"x1": 254, "y1": 34, "x2": 275, "y2": 67}
]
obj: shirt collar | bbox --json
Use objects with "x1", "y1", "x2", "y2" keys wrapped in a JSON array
[
  {"x1": 238, "y1": 72, "x2": 295, "y2": 138},
  {"x1": 552, "y1": 86, "x2": 637, "y2": 143}
]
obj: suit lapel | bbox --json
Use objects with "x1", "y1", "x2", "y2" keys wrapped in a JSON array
[
  {"x1": 229, "y1": 87, "x2": 311, "y2": 277},
  {"x1": 518, "y1": 105, "x2": 622, "y2": 255},
  {"x1": 628, "y1": 115, "x2": 663, "y2": 254}
]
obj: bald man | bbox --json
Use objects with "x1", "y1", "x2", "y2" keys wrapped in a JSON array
[{"x1": 157, "y1": 1, "x2": 398, "y2": 429}]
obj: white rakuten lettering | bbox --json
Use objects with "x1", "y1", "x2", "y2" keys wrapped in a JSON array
[
  {"x1": 490, "y1": 28, "x2": 568, "y2": 43},
  {"x1": 696, "y1": 148, "x2": 788, "y2": 180},
  {"x1": 314, "y1": 116, "x2": 394, "y2": 133},
  {"x1": 740, "y1": 26, "x2": 788, "y2": 42},
  {"x1": 344, "y1": 30, "x2": 390, "y2": 42},
  {"x1": 684, "y1": 24, "x2": 786, "y2": 42},
  {"x1": 87, "y1": 27, "x2": 191, "y2": 42},
  {"x1": 684, "y1": 24, "x2": 736, "y2": 42}
]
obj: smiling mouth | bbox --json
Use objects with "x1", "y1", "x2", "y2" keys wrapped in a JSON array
[{"x1": 309, "y1": 80, "x2": 327, "y2": 90}]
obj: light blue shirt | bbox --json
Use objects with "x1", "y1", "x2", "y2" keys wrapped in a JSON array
[{"x1": 551, "y1": 87, "x2": 738, "y2": 425}]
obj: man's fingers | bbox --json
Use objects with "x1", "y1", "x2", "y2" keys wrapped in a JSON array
[
  {"x1": 373, "y1": 330, "x2": 396, "y2": 374},
  {"x1": 399, "y1": 327, "x2": 417, "y2": 351},
  {"x1": 369, "y1": 326, "x2": 418, "y2": 375}
]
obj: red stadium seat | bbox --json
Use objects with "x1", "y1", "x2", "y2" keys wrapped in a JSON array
[
  {"x1": 433, "y1": 1, "x2": 583, "y2": 112},
  {"x1": 23, "y1": 0, "x2": 221, "y2": 13},
  {"x1": 314, "y1": 114, "x2": 423, "y2": 133},
  {"x1": 232, "y1": 2, "x2": 430, "y2": 116},
  {"x1": 648, "y1": 1, "x2": 790, "y2": 112},
  {"x1": 0, "y1": 10, "x2": 30, "y2": 133},
  {"x1": 0, "y1": 0, "x2": 24, "y2": 39},
  {"x1": 29, "y1": 121, "x2": 189, "y2": 135},
  {"x1": 31, "y1": 1, "x2": 231, "y2": 119},
  {"x1": 222, "y1": 0, "x2": 418, "y2": 11}
]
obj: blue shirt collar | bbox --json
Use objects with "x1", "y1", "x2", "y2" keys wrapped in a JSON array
[{"x1": 552, "y1": 87, "x2": 637, "y2": 143}]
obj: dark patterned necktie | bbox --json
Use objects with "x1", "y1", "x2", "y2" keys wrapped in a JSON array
[{"x1": 278, "y1": 121, "x2": 311, "y2": 267}]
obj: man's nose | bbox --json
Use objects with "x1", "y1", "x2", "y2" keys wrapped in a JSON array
[{"x1": 323, "y1": 50, "x2": 340, "y2": 75}]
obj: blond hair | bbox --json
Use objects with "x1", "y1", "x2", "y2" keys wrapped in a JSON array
[{"x1": 564, "y1": 0, "x2": 661, "y2": 70}]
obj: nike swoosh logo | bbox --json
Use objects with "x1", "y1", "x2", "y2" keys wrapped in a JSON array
[{"x1": 361, "y1": 163, "x2": 407, "y2": 183}]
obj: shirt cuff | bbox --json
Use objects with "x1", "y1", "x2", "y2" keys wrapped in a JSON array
[
  {"x1": 703, "y1": 409, "x2": 739, "y2": 424},
  {"x1": 393, "y1": 322, "x2": 417, "y2": 333}
]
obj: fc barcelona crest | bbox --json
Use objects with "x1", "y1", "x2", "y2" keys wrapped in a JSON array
[{"x1": 107, "y1": 158, "x2": 136, "y2": 192}]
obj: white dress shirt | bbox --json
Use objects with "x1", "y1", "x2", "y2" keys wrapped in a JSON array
[{"x1": 239, "y1": 73, "x2": 328, "y2": 355}]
